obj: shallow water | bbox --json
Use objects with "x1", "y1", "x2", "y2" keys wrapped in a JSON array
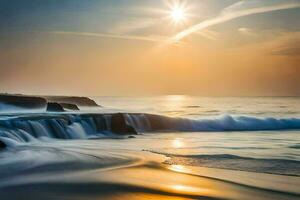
[{"x1": 0, "y1": 135, "x2": 299, "y2": 200}]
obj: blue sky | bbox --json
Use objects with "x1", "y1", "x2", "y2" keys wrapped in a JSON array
[{"x1": 1, "y1": 0, "x2": 298, "y2": 37}]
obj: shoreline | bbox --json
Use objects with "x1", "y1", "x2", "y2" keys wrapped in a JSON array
[{"x1": 0, "y1": 145, "x2": 299, "y2": 200}]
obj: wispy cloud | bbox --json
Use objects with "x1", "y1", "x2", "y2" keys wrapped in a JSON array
[
  {"x1": 270, "y1": 32, "x2": 300, "y2": 57},
  {"x1": 39, "y1": 31, "x2": 166, "y2": 43},
  {"x1": 195, "y1": 29, "x2": 220, "y2": 40},
  {"x1": 109, "y1": 18, "x2": 159, "y2": 35},
  {"x1": 238, "y1": 27, "x2": 255, "y2": 36},
  {"x1": 172, "y1": 0, "x2": 300, "y2": 42}
]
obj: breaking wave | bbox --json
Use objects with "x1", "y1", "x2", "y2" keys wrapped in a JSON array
[
  {"x1": 0, "y1": 113, "x2": 300, "y2": 147},
  {"x1": 141, "y1": 114, "x2": 300, "y2": 132}
]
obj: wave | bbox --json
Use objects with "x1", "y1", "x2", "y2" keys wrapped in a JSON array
[
  {"x1": 163, "y1": 153, "x2": 300, "y2": 176},
  {"x1": 0, "y1": 113, "x2": 300, "y2": 148},
  {"x1": 140, "y1": 114, "x2": 300, "y2": 132}
]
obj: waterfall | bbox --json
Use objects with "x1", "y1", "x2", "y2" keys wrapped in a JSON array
[
  {"x1": 124, "y1": 114, "x2": 151, "y2": 132},
  {"x1": 1, "y1": 113, "x2": 300, "y2": 148}
]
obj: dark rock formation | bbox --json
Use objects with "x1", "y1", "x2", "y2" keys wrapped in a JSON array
[
  {"x1": 0, "y1": 140, "x2": 6, "y2": 149},
  {"x1": 111, "y1": 113, "x2": 137, "y2": 135},
  {"x1": 0, "y1": 94, "x2": 99, "y2": 112},
  {"x1": 46, "y1": 102, "x2": 65, "y2": 112},
  {"x1": 45, "y1": 96, "x2": 99, "y2": 107},
  {"x1": 60, "y1": 103, "x2": 80, "y2": 111},
  {"x1": 0, "y1": 94, "x2": 47, "y2": 110}
]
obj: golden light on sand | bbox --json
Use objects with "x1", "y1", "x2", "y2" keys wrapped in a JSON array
[
  {"x1": 171, "y1": 184, "x2": 211, "y2": 194},
  {"x1": 172, "y1": 184, "x2": 188, "y2": 191},
  {"x1": 169, "y1": 165, "x2": 188, "y2": 173}
]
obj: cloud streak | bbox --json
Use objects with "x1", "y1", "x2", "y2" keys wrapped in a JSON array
[
  {"x1": 109, "y1": 17, "x2": 159, "y2": 35},
  {"x1": 172, "y1": 0, "x2": 300, "y2": 42},
  {"x1": 40, "y1": 31, "x2": 166, "y2": 43}
]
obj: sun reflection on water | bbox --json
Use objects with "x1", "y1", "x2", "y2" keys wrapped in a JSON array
[
  {"x1": 162, "y1": 95, "x2": 188, "y2": 116},
  {"x1": 172, "y1": 138, "x2": 184, "y2": 148},
  {"x1": 166, "y1": 95, "x2": 187, "y2": 102}
]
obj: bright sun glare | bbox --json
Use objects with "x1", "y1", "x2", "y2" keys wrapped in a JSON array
[
  {"x1": 171, "y1": 7, "x2": 185, "y2": 22},
  {"x1": 168, "y1": 1, "x2": 189, "y2": 25}
]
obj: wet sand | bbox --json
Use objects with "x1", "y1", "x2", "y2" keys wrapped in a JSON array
[{"x1": 0, "y1": 148, "x2": 299, "y2": 200}]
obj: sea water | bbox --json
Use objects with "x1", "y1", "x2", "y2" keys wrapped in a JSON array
[
  {"x1": 93, "y1": 96, "x2": 300, "y2": 175},
  {"x1": 0, "y1": 96, "x2": 299, "y2": 200}
]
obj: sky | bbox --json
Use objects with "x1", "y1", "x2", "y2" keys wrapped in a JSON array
[{"x1": 0, "y1": 0, "x2": 299, "y2": 96}]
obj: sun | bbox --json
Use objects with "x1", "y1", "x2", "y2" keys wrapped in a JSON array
[
  {"x1": 167, "y1": 1, "x2": 189, "y2": 25},
  {"x1": 171, "y1": 7, "x2": 185, "y2": 23}
]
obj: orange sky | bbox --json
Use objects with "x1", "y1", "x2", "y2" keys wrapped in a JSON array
[{"x1": 0, "y1": 0, "x2": 299, "y2": 96}]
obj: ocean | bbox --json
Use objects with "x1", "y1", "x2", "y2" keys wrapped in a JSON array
[{"x1": 0, "y1": 96, "x2": 299, "y2": 199}]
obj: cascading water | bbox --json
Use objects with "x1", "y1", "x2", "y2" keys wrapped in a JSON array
[
  {"x1": 0, "y1": 115, "x2": 112, "y2": 146},
  {"x1": 124, "y1": 114, "x2": 152, "y2": 132},
  {"x1": 1, "y1": 113, "x2": 300, "y2": 148}
]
